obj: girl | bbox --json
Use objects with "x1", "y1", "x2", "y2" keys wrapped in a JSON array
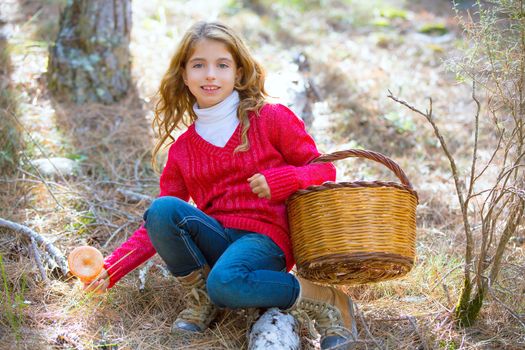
[{"x1": 85, "y1": 21, "x2": 358, "y2": 349}]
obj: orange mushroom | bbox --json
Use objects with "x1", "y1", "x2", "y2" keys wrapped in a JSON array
[{"x1": 68, "y1": 246, "x2": 104, "y2": 283}]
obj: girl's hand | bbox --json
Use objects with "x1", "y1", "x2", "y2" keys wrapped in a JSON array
[
  {"x1": 248, "y1": 173, "x2": 271, "y2": 199},
  {"x1": 82, "y1": 268, "x2": 110, "y2": 294}
]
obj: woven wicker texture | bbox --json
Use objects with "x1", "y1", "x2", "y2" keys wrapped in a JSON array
[{"x1": 287, "y1": 149, "x2": 418, "y2": 285}]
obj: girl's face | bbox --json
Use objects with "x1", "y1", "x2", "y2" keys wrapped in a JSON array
[{"x1": 183, "y1": 39, "x2": 241, "y2": 109}]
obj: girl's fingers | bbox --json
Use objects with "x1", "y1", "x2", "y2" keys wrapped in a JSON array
[
  {"x1": 248, "y1": 173, "x2": 271, "y2": 199},
  {"x1": 83, "y1": 277, "x2": 108, "y2": 293},
  {"x1": 92, "y1": 280, "x2": 107, "y2": 294},
  {"x1": 252, "y1": 185, "x2": 267, "y2": 196},
  {"x1": 96, "y1": 268, "x2": 109, "y2": 279},
  {"x1": 252, "y1": 186, "x2": 269, "y2": 198},
  {"x1": 248, "y1": 173, "x2": 263, "y2": 184},
  {"x1": 83, "y1": 280, "x2": 98, "y2": 291},
  {"x1": 248, "y1": 178, "x2": 258, "y2": 188}
]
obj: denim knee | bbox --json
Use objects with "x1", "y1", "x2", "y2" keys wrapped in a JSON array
[
  {"x1": 144, "y1": 196, "x2": 185, "y2": 242},
  {"x1": 207, "y1": 266, "x2": 249, "y2": 308}
]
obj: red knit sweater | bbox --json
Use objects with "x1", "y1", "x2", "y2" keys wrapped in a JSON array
[{"x1": 103, "y1": 103, "x2": 336, "y2": 288}]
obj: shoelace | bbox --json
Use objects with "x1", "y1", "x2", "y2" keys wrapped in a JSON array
[
  {"x1": 291, "y1": 299, "x2": 353, "y2": 340},
  {"x1": 177, "y1": 272, "x2": 216, "y2": 324},
  {"x1": 178, "y1": 286, "x2": 216, "y2": 324},
  {"x1": 290, "y1": 308, "x2": 318, "y2": 338}
]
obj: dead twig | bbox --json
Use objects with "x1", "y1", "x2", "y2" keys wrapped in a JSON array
[
  {"x1": 17, "y1": 160, "x2": 64, "y2": 209},
  {"x1": 103, "y1": 221, "x2": 133, "y2": 248},
  {"x1": 387, "y1": 91, "x2": 474, "y2": 275},
  {"x1": 429, "y1": 263, "x2": 464, "y2": 292},
  {"x1": 408, "y1": 316, "x2": 430, "y2": 350},
  {"x1": 487, "y1": 283, "x2": 525, "y2": 329},
  {"x1": 30, "y1": 237, "x2": 48, "y2": 283},
  {"x1": 116, "y1": 188, "x2": 153, "y2": 204},
  {"x1": 355, "y1": 303, "x2": 384, "y2": 350}
]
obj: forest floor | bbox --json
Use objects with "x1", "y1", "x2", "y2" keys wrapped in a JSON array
[{"x1": 1, "y1": 0, "x2": 524, "y2": 349}]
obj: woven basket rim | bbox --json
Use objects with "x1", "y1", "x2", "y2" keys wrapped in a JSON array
[
  {"x1": 288, "y1": 180, "x2": 419, "y2": 202},
  {"x1": 288, "y1": 148, "x2": 419, "y2": 202}
]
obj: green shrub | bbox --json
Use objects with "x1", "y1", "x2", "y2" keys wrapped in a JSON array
[{"x1": 446, "y1": 0, "x2": 525, "y2": 327}]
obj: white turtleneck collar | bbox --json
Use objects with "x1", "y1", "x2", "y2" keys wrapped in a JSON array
[{"x1": 194, "y1": 90, "x2": 240, "y2": 147}]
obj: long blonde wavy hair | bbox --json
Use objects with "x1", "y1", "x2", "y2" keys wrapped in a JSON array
[{"x1": 152, "y1": 21, "x2": 268, "y2": 170}]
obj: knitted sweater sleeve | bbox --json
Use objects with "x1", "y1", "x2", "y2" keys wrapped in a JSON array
[
  {"x1": 260, "y1": 104, "x2": 336, "y2": 202},
  {"x1": 103, "y1": 144, "x2": 190, "y2": 288}
]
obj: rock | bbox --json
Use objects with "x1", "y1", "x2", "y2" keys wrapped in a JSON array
[{"x1": 30, "y1": 157, "x2": 79, "y2": 178}]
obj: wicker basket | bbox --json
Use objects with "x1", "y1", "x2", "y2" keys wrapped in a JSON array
[{"x1": 287, "y1": 149, "x2": 418, "y2": 285}]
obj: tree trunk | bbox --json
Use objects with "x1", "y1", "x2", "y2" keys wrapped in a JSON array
[
  {"x1": 47, "y1": 0, "x2": 132, "y2": 104},
  {"x1": 455, "y1": 199, "x2": 524, "y2": 327},
  {"x1": 454, "y1": 278, "x2": 484, "y2": 328}
]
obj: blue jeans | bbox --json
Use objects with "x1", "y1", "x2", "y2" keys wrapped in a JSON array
[{"x1": 144, "y1": 196, "x2": 300, "y2": 309}]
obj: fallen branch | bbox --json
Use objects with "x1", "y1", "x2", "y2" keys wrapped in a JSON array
[
  {"x1": 116, "y1": 188, "x2": 153, "y2": 204},
  {"x1": 0, "y1": 217, "x2": 68, "y2": 275}
]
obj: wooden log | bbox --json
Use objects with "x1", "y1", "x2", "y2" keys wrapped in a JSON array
[{"x1": 248, "y1": 308, "x2": 300, "y2": 350}]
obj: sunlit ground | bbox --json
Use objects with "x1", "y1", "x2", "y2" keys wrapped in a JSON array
[{"x1": 1, "y1": 0, "x2": 524, "y2": 349}]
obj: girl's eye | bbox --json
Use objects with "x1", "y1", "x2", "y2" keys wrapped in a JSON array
[
  {"x1": 193, "y1": 63, "x2": 203, "y2": 68},
  {"x1": 219, "y1": 63, "x2": 229, "y2": 69}
]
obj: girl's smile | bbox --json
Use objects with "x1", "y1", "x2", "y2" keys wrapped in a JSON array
[
  {"x1": 183, "y1": 39, "x2": 241, "y2": 109},
  {"x1": 201, "y1": 85, "x2": 220, "y2": 92}
]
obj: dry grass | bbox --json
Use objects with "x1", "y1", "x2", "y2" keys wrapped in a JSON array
[
  {"x1": 0, "y1": 30, "x2": 23, "y2": 176},
  {"x1": 1, "y1": 0, "x2": 524, "y2": 349},
  {"x1": 52, "y1": 95, "x2": 154, "y2": 181}
]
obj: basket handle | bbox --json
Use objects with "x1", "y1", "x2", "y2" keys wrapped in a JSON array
[{"x1": 311, "y1": 149, "x2": 414, "y2": 191}]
